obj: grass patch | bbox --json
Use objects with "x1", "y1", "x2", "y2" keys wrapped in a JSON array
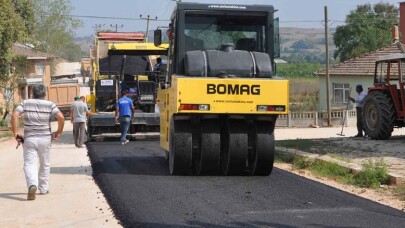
[
  {"x1": 0, "y1": 132, "x2": 12, "y2": 139},
  {"x1": 392, "y1": 185, "x2": 405, "y2": 201},
  {"x1": 275, "y1": 151, "x2": 390, "y2": 188},
  {"x1": 309, "y1": 160, "x2": 352, "y2": 180},
  {"x1": 276, "y1": 139, "x2": 315, "y2": 151},
  {"x1": 274, "y1": 152, "x2": 295, "y2": 164},
  {"x1": 326, "y1": 153, "x2": 352, "y2": 163},
  {"x1": 287, "y1": 77, "x2": 319, "y2": 112}
]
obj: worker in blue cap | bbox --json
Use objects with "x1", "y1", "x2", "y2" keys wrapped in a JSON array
[{"x1": 349, "y1": 84, "x2": 367, "y2": 137}]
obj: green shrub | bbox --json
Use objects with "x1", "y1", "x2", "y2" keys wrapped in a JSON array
[
  {"x1": 352, "y1": 159, "x2": 389, "y2": 188},
  {"x1": 0, "y1": 119, "x2": 7, "y2": 127},
  {"x1": 274, "y1": 153, "x2": 295, "y2": 164},
  {"x1": 293, "y1": 156, "x2": 312, "y2": 169}
]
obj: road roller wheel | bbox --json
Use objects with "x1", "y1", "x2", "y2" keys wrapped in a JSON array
[
  {"x1": 253, "y1": 121, "x2": 275, "y2": 176},
  {"x1": 221, "y1": 119, "x2": 248, "y2": 175},
  {"x1": 169, "y1": 118, "x2": 193, "y2": 175},
  {"x1": 195, "y1": 120, "x2": 221, "y2": 175}
]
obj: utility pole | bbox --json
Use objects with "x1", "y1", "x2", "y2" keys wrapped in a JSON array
[
  {"x1": 140, "y1": 15, "x2": 158, "y2": 39},
  {"x1": 324, "y1": 6, "x2": 331, "y2": 127},
  {"x1": 93, "y1": 24, "x2": 105, "y2": 33},
  {"x1": 110, "y1": 24, "x2": 123, "y2": 32}
]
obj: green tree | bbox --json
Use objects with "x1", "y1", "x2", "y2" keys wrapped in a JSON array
[
  {"x1": 0, "y1": 0, "x2": 34, "y2": 119},
  {"x1": 0, "y1": 0, "x2": 34, "y2": 80},
  {"x1": 33, "y1": 0, "x2": 83, "y2": 61},
  {"x1": 12, "y1": 0, "x2": 35, "y2": 40},
  {"x1": 334, "y1": 3, "x2": 398, "y2": 61},
  {"x1": 291, "y1": 39, "x2": 314, "y2": 49}
]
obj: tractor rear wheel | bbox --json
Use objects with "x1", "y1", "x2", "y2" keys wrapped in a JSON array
[{"x1": 362, "y1": 92, "x2": 395, "y2": 140}]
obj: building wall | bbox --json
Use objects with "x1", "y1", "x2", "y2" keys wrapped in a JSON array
[
  {"x1": 318, "y1": 75, "x2": 374, "y2": 111},
  {"x1": 25, "y1": 60, "x2": 52, "y2": 86},
  {"x1": 0, "y1": 59, "x2": 53, "y2": 111}
]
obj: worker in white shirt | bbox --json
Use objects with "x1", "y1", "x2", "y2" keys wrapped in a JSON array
[{"x1": 349, "y1": 84, "x2": 367, "y2": 137}]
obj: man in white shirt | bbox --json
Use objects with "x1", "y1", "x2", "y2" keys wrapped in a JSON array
[
  {"x1": 11, "y1": 84, "x2": 65, "y2": 200},
  {"x1": 349, "y1": 84, "x2": 367, "y2": 137}
]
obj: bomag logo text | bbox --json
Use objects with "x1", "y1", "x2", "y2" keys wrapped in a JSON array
[{"x1": 207, "y1": 84, "x2": 261, "y2": 95}]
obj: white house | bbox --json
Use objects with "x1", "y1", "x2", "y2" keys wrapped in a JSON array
[{"x1": 317, "y1": 42, "x2": 405, "y2": 111}]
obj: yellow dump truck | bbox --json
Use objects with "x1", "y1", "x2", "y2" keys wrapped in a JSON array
[
  {"x1": 154, "y1": 2, "x2": 288, "y2": 176},
  {"x1": 87, "y1": 32, "x2": 168, "y2": 140}
]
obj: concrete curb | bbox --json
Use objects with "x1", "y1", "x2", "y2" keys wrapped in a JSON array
[{"x1": 275, "y1": 146, "x2": 405, "y2": 185}]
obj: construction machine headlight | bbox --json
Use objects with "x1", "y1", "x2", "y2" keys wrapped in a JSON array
[
  {"x1": 198, "y1": 104, "x2": 210, "y2": 111},
  {"x1": 257, "y1": 105, "x2": 286, "y2": 112},
  {"x1": 180, "y1": 104, "x2": 210, "y2": 111}
]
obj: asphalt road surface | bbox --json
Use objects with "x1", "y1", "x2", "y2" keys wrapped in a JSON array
[{"x1": 87, "y1": 139, "x2": 405, "y2": 228}]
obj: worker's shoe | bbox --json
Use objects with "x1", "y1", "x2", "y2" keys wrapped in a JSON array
[
  {"x1": 27, "y1": 185, "x2": 37, "y2": 200},
  {"x1": 353, "y1": 134, "x2": 363, "y2": 138},
  {"x1": 121, "y1": 139, "x2": 129, "y2": 145}
]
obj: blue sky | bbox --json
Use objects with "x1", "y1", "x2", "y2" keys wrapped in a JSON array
[{"x1": 70, "y1": 0, "x2": 403, "y2": 37}]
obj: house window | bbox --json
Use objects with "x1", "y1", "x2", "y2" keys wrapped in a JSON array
[
  {"x1": 35, "y1": 63, "x2": 45, "y2": 75},
  {"x1": 333, "y1": 83, "x2": 350, "y2": 103}
]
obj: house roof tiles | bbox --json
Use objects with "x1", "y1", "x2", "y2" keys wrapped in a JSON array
[
  {"x1": 13, "y1": 43, "x2": 56, "y2": 59},
  {"x1": 317, "y1": 42, "x2": 405, "y2": 76}
]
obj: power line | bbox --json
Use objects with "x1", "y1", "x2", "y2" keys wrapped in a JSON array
[
  {"x1": 93, "y1": 24, "x2": 105, "y2": 33},
  {"x1": 51, "y1": 13, "x2": 397, "y2": 24},
  {"x1": 53, "y1": 14, "x2": 170, "y2": 22},
  {"x1": 111, "y1": 24, "x2": 124, "y2": 32}
]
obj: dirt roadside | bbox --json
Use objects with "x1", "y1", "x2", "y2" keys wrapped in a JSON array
[
  {"x1": 0, "y1": 121, "x2": 120, "y2": 227},
  {"x1": 275, "y1": 126, "x2": 405, "y2": 212}
]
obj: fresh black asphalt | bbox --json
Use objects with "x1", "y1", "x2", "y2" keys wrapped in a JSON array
[{"x1": 87, "y1": 139, "x2": 405, "y2": 228}]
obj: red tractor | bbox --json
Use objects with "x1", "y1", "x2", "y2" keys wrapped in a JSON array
[{"x1": 362, "y1": 54, "x2": 405, "y2": 139}]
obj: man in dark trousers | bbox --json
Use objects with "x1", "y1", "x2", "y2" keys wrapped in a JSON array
[
  {"x1": 70, "y1": 96, "x2": 91, "y2": 148},
  {"x1": 11, "y1": 84, "x2": 65, "y2": 200},
  {"x1": 349, "y1": 84, "x2": 367, "y2": 137},
  {"x1": 115, "y1": 90, "x2": 134, "y2": 145}
]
